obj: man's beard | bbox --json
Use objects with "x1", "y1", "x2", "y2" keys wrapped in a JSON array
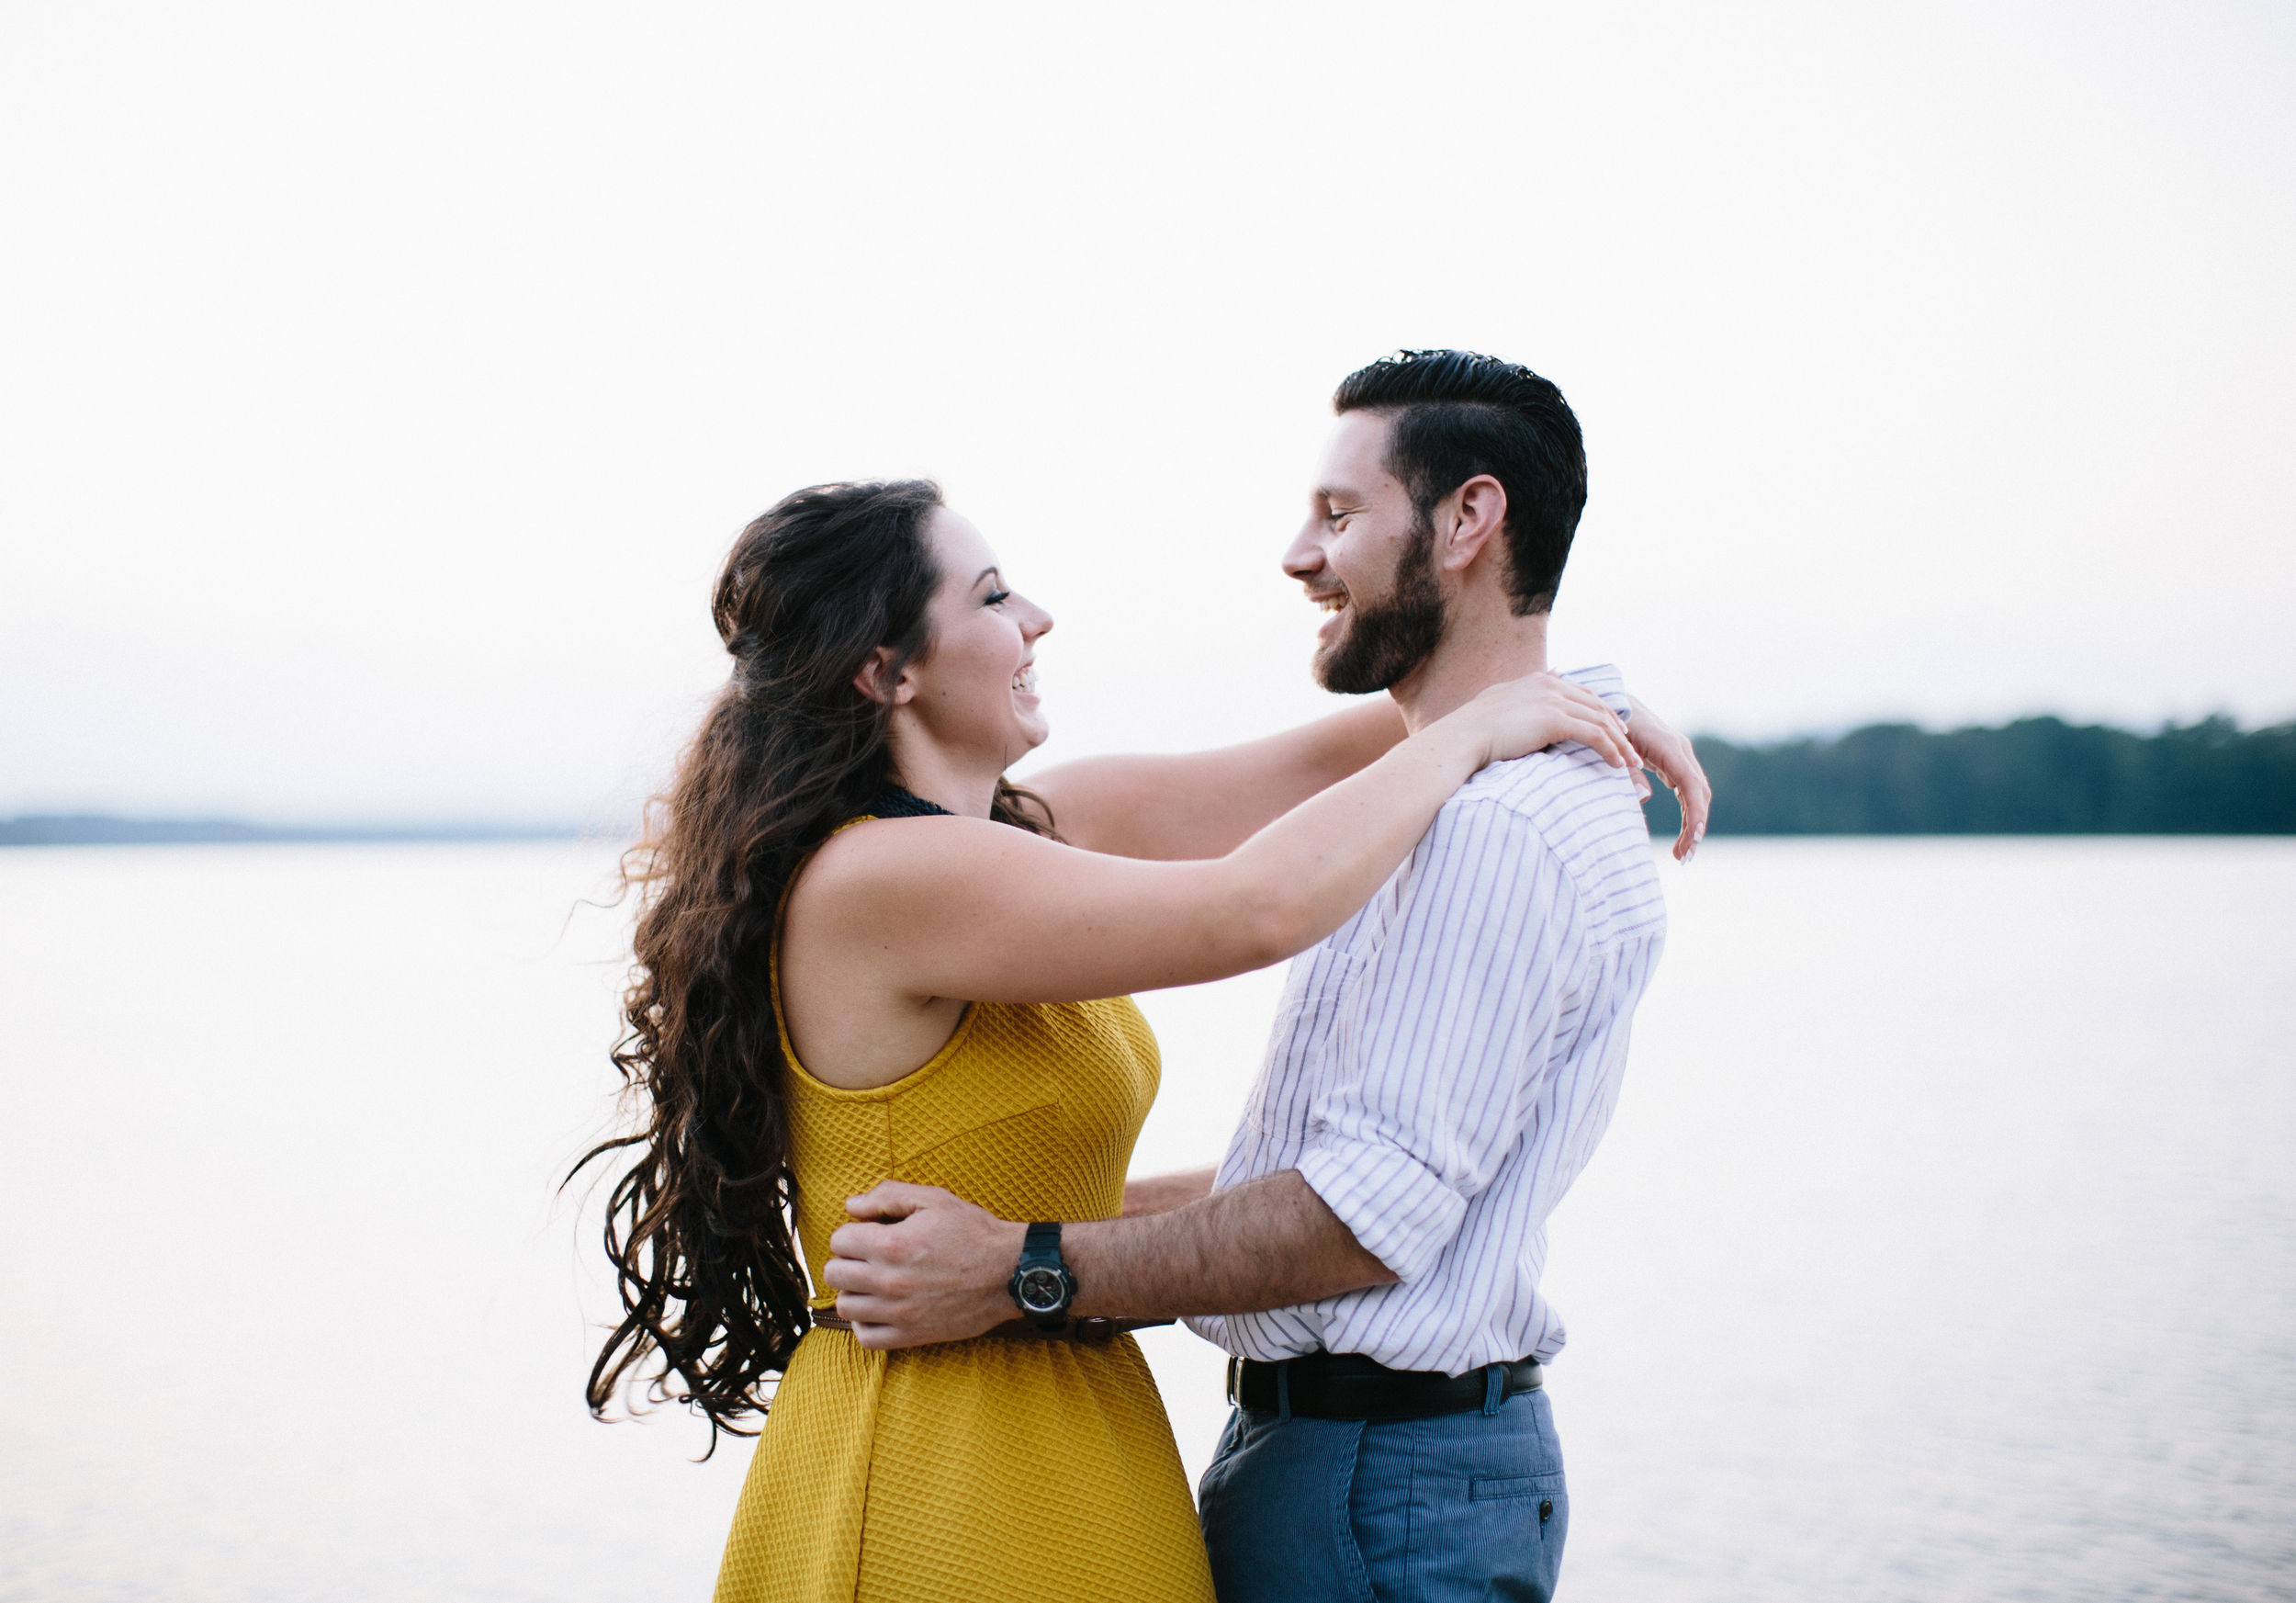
[{"x1": 1311, "y1": 517, "x2": 1446, "y2": 694}]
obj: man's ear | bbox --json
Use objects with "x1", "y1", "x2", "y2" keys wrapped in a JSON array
[
  {"x1": 853, "y1": 647, "x2": 917, "y2": 706},
  {"x1": 1436, "y1": 474, "x2": 1509, "y2": 573}
]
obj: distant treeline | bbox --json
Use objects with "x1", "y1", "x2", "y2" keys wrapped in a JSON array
[
  {"x1": 15, "y1": 717, "x2": 2294, "y2": 847},
  {"x1": 1643, "y1": 716, "x2": 2296, "y2": 836}
]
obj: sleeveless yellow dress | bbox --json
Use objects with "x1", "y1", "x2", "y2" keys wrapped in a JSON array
[{"x1": 710, "y1": 843, "x2": 1216, "y2": 1603}]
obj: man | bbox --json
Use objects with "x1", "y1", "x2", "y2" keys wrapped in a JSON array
[{"x1": 825, "y1": 349, "x2": 1706, "y2": 1601}]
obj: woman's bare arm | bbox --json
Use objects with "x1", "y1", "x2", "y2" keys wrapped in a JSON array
[
  {"x1": 782, "y1": 673, "x2": 1631, "y2": 1083},
  {"x1": 1622, "y1": 694, "x2": 1712, "y2": 861},
  {"x1": 1029, "y1": 690, "x2": 1711, "y2": 864},
  {"x1": 1024, "y1": 700, "x2": 1408, "y2": 861}
]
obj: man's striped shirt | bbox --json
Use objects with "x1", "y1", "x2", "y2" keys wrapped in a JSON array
[{"x1": 1185, "y1": 664, "x2": 1666, "y2": 1376}]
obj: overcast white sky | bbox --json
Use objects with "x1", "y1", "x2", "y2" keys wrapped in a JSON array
[{"x1": 3, "y1": 1, "x2": 2290, "y2": 826}]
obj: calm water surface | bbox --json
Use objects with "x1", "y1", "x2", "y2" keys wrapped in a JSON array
[{"x1": 0, "y1": 839, "x2": 2290, "y2": 1601}]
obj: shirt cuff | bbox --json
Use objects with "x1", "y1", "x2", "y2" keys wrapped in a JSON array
[{"x1": 1296, "y1": 1139, "x2": 1469, "y2": 1286}]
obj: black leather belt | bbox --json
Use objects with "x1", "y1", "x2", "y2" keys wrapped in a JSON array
[{"x1": 1228, "y1": 1350, "x2": 1543, "y2": 1421}]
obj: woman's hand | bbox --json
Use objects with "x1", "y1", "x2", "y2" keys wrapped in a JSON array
[
  {"x1": 1623, "y1": 694, "x2": 1711, "y2": 862},
  {"x1": 1443, "y1": 670, "x2": 1636, "y2": 770}
]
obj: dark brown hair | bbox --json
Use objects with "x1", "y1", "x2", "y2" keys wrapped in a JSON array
[
  {"x1": 573, "y1": 479, "x2": 1052, "y2": 1449},
  {"x1": 1334, "y1": 349, "x2": 1588, "y2": 616}
]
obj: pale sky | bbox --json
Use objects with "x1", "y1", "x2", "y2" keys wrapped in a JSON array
[{"x1": 3, "y1": 1, "x2": 2290, "y2": 826}]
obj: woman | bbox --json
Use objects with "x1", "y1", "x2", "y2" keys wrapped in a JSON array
[{"x1": 581, "y1": 479, "x2": 1687, "y2": 1602}]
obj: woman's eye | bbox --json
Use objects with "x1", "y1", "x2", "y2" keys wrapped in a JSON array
[{"x1": 985, "y1": 589, "x2": 1012, "y2": 605}]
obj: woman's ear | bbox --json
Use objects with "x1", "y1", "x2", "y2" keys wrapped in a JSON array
[{"x1": 854, "y1": 647, "x2": 917, "y2": 706}]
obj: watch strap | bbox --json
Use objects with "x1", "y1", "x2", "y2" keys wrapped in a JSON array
[{"x1": 1009, "y1": 1220, "x2": 1075, "y2": 1330}]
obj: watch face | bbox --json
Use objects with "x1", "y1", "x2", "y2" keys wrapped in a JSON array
[{"x1": 1015, "y1": 1265, "x2": 1067, "y2": 1315}]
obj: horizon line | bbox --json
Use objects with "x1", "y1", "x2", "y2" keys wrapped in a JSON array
[{"x1": 0, "y1": 814, "x2": 610, "y2": 848}]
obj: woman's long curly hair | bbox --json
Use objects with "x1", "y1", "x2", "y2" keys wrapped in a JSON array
[{"x1": 573, "y1": 479, "x2": 1052, "y2": 1449}]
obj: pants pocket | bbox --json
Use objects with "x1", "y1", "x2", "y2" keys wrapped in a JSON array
[
  {"x1": 1470, "y1": 1468, "x2": 1568, "y2": 1552},
  {"x1": 1469, "y1": 1469, "x2": 1567, "y2": 1503}
]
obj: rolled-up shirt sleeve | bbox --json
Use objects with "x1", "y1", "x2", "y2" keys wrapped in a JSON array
[{"x1": 1295, "y1": 792, "x2": 1583, "y2": 1283}]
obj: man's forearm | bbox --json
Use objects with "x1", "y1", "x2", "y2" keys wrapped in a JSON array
[
  {"x1": 824, "y1": 1168, "x2": 1400, "y2": 1348},
  {"x1": 1070, "y1": 1168, "x2": 1396, "y2": 1320}
]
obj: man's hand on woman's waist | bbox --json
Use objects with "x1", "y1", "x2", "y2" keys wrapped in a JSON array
[{"x1": 824, "y1": 1169, "x2": 1397, "y2": 1351}]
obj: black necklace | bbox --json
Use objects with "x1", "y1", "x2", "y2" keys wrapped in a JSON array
[{"x1": 867, "y1": 785, "x2": 953, "y2": 819}]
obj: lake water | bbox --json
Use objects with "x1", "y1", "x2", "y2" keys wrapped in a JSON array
[{"x1": 0, "y1": 839, "x2": 2290, "y2": 1601}]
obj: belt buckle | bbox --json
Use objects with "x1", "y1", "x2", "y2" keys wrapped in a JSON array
[{"x1": 1224, "y1": 1355, "x2": 1240, "y2": 1407}]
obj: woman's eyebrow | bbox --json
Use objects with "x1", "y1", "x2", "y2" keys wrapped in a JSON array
[{"x1": 974, "y1": 566, "x2": 1001, "y2": 588}]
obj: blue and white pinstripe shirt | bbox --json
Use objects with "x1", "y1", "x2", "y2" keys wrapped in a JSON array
[{"x1": 1186, "y1": 665, "x2": 1666, "y2": 1376}]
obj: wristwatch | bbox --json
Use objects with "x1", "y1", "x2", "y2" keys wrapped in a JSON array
[{"x1": 1007, "y1": 1221, "x2": 1077, "y2": 1331}]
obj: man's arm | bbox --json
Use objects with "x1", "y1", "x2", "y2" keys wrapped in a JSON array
[
  {"x1": 1121, "y1": 1166, "x2": 1218, "y2": 1216},
  {"x1": 821, "y1": 1170, "x2": 1397, "y2": 1349}
]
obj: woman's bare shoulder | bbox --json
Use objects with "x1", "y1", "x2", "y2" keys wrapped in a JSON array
[
  {"x1": 787, "y1": 813, "x2": 1050, "y2": 920},
  {"x1": 779, "y1": 818, "x2": 993, "y2": 1088}
]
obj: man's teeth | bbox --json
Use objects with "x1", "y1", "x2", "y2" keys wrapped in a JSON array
[{"x1": 1318, "y1": 595, "x2": 1346, "y2": 614}]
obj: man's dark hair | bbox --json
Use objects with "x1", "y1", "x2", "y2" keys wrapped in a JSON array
[{"x1": 1333, "y1": 349, "x2": 1587, "y2": 616}]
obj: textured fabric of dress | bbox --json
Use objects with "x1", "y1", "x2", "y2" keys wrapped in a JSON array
[{"x1": 712, "y1": 830, "x2": 1214, "y2": 1603}]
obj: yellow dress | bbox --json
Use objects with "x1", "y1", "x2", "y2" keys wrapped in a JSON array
[{"x1": 711, "y1": 858, "x2": 1216, "y2": 1603}]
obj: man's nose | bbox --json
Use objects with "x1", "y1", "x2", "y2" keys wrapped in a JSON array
[{"x1": 1281, "y1": 523, "x2": 1325, "y2": 581}]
